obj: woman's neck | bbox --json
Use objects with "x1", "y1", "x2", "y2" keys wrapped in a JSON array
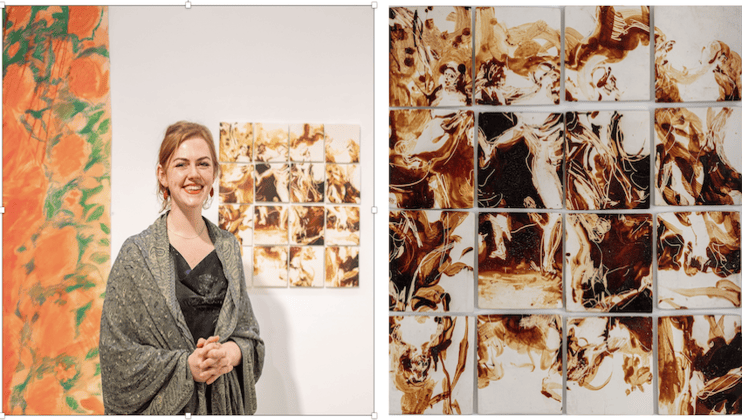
[{"x1": 167, "y1": 206, "x2": 205, "y2": 237}]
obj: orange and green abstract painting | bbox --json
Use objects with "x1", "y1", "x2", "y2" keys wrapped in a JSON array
[{"x1": 3, "y1": 6, "x2": 111, "y2": 414}]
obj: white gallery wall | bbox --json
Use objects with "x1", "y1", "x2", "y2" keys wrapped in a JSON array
[{"x1": 108, "y1": 6, "x2": 373, "y2": 414}]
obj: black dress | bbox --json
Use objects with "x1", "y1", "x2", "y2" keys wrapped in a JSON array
[{"x1": 171, "y1": 245, "x2": 228, "y2": 413}]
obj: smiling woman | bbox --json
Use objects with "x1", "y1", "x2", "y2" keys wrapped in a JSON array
[
  {"x1": 99, "y1": 122, "x2": 265, "y2": 414},
  {"x1": 106, "y1": 6, "x2": 373, "y2": 414}
]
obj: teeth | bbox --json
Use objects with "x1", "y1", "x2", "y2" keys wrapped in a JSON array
[{"x1": 186, "y1": 186, "x2": 202, "y2": 191}]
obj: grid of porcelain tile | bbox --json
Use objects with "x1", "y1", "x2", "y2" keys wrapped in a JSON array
[
  {"x1": 219, "y1": 122, "x2": 361, "y2": 288},
  {"x1": 389, "y1": 6, "x2": 742, "y2": 415}
]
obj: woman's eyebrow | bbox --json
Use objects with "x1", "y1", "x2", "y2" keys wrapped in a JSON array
[{"x1": 172, "y1": 156, "x2": 212, "y2": 162}]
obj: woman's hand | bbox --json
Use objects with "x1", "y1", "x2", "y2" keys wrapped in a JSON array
[
  {"x1": 188, "y1": 336, "x2": 232, "y2": 384},
  {"x1": 188, "y1": 336, "x2": 242, "y2": 385},
  {"x1": 221, "y1": 340, "x2": 242, "y2": 367}
]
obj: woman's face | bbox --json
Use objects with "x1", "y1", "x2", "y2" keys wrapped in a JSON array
[{"x1": 158, "y1": 137, "x2": 215, "y2": 212}]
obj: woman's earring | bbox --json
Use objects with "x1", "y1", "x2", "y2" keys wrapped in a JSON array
[
  {"x1": 203, "y1": 187, "x2": 214, "y2": 209},
  {"x1": 163, "y1": 188, "x2": 169, "y2": 200}
]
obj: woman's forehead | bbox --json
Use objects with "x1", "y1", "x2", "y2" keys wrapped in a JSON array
[{"x1": 172, "y1": 137, "x2": 212, "y2": 159}]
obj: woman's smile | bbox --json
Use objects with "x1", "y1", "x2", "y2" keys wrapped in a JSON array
[{"x1": 185, "y1": 184, "x2": 204, "y2": 194}]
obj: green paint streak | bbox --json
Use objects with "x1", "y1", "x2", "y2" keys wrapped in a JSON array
[
  {"x1": 24, "y1": 259, "x2": 35, "y2": 274},
  {"x1": 90, "y1": 252, "x2": 109, "y2": 264},
  {"x1": 80, "y1": 184, "x2": 103, "y2": 217},
  {"x1": 79, "y1": 45, "x2": 109, "y2": 59},
  {"x1": 12, "y1": 372, "x2": 31, "y2": 394},
  {"x1": 84, "y1": 142, "x2": 102, "y2": 171},
  {"x1": 3, "y1": 30, "x2": 30, "y2": 70},
  {"x1": 48, "y1": 7, "x2": 69, "y2": 37},
  {"x1": 76, "y1": 233, "x2": 93, "y2": 263},
  {"x1": 20, "y1": 115, "x2": 47, "y2": 141},
  {"x1": 85, "y1": 130, "x2": 99, "y2": 145},
  {"x1": 42, "y1": 35, "x2": 56, "y2": 83},
  {"x1": 82, "y1": 184, "x2": 103, "y2": 201},
  {"x1": 97, "y1": 118, "x2": 110, "y2": 135},
  {"x1": 56, "y1": 218, "x2": 77, "y2": 229},
  {"x1": 85, "y1": 347, "x2": 99, "y2": 360},
  {"x1": 25, "y1": 107, "x2": 50, "y2": 120},
  {"x1": 66, "y1": 396, "x2": 79, "y2": 410},
  {"x1": 100, "y1": 223, "x2": 110, "y2": 234},
  {"x1": 65, "y1": 283, "x2": 84, "y2": 293},
  {"x1": 89, "y1": 8, "x2": 104, "y2": 42},
  {"x1": 80, "y1": 110, "x2": 105, "y2": 135},
  {"x1": 75, "y1": 301, "x2": 92, "y2": 327},
  {"x1": 60, "y1": 355, "x2": 76, "y2": 366},
  {"x1": 54, "y1": 100, "x2": 87, "y2": 121},
  {"x1": 61, "y1": 370, "x2": 81, "y2": 392},
  {"x1": 31, "y1": 38, "x2": 45, "y2": 63},
  {"x1": 86, "y1": 205, "x2": 104, "y2": 222},
  {"x1": 65, "y1": 279, "x2": 95, "y2": 293},
  {"x1": 44, "y1": 179, "x2": 81, "y2": 220},
  {"x1": 44, "y1": 188, "x2": 64, "y2": 220}
]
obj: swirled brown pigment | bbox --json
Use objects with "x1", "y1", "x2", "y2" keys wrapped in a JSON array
[
  {"x1": 658, "y1": 315, "x2": 742, "y2": 414},
  {"x1": 478, "y1": 212, "x2": 562, "y2": 309},
  {"x1": 390, "y1": 316, "x2": 472, "y2": 414},
  {"x1": 477, "y1": 112, "x2": 563, "y2": 209},
  {"x1": 253, "y1": 205, "x2": 288, "y2": 244},
  {"x1": 654, "y1": 107, "x2": 742, "y2": 206},
  {"x1": 220, "y1": 163, "x2": 255, "y2": 204},
  {"x1": 565, "y1": 110, "x2": 650, "y2": 210},
  {"x1": 477, "y1": 315, "x2": 562, "y2": 414},
  {"x1": 254, "y1": 123, "x2": 289, "y2": 162},
  {"x1": 218, "y1": 204, "x2": 253, "y2": 246},
  {"x1": 255, "y1": 163, "x2": 290, "y2": 203},
  {"x1": 565, "y1": 213, "x2": 653, "y2": 312},
  {"x1": 565, "y1": 6, "x2": 650, "y2": 101},
  {"x1": 655, "y1": 7, "x2": 741, "y2": 102},
  {"x1": 390, "y1": 210, "x2": 474, "y2": 312},
  {"x1": 288, "y1": 123, "x2": 324, "y2": 162},
  {"x1": 289, "y1": 163, "x2": 324, "y2": 203},
  {"x1": 220, "y1": 122, "x2": 253, "y2": 162},
  {"x1": 390, "y1": 7, "x2": 472, "y2": 107},
  {"x1": 325, "y1": 124, "x2": 360, "y2": 164},
  {"x1": 289, "y1": 206, "x2": 324, "y2": 246},
  {"x1": 657, "y1": 211, "x2": 741, "y2": 309},
  {"x1": 325, "y1": 246, "x2": 359, "y2": 288},
  {"x1": 566, "y1": 316, "x2": 653, "y2": 414},
  {"x1": 390, "y1": 109, "x2": 474, "y2": 209},
  {"x1": 474, "y1": 7, "x2": 561, "y2": 105},
  {"x1": 289, "y1": 246, "x2": 323, "y2": 287},
  {"x1": 326, "y1": 206, "x2": 359, "y2": 245},
  {"x1": 253, "y1": 245, "x2": 288, "y2": 287},
  {"x1": 326, "y1": 164, "x2": 360, "y2": 204}
]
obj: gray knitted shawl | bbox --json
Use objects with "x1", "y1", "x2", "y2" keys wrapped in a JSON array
[{"x1": 99, "y1": 213, "x2": 264, "y2": 414}]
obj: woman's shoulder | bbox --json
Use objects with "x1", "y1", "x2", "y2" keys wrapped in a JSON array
[{"x1": 116, "y1": 214, "x2": 168, "y2": 259}]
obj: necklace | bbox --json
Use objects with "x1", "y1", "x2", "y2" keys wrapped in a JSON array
[{"x1": 168, "y1": 222, "x2": 206, "y2": 240}]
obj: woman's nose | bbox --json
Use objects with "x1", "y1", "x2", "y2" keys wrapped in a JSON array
[{"x1": 187, "y1": 163, "x2": 199, "y2": 178}]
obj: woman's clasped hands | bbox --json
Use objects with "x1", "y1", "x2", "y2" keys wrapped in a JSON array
[{"x1": 188, "y1": 336, "x2": 242, "y2": 385}]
